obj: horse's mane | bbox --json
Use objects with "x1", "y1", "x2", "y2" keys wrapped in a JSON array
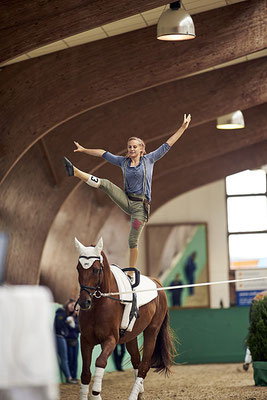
[
  {"x1": 101, "y1": 251, "x2": 110, "y2": 271},
  {"x1": 100, "y1": 250, "x2": 112, "y2": 290}
]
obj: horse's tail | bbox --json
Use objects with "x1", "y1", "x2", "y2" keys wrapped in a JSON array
[{"x1": 150, "y1": 310, "x2": 177, "y2": 376}]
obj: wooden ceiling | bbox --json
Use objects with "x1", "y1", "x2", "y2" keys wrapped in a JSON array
[{"x1": 1, "y1": 0, "x2": 266, "y2": 301}]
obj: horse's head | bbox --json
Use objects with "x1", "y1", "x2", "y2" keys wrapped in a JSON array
[{"x1": 75, "y1": 237, "x2": 104, "y2": 310}]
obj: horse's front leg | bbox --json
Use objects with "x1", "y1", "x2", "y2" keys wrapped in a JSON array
[
  {"x1": 80, "y1": 335, "x2": 94, "y2": 400},
  {"x1": 90, "y1": 337, "x2": 117, "y2": 400}
]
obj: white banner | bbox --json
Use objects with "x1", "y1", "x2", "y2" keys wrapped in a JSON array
[{"x1": 235, "y1": 269, "x2": 267, "y2": 291}]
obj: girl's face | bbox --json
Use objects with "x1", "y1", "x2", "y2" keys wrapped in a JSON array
[
  {"x1": 127, "y1": 140, "x2": 142, "y2": 158},
  {"x1": 68, "y1": 301, "x2": 75, "y2": 313}
]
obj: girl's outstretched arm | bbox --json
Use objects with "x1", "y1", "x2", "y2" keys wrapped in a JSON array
[
  {"x1": 73, "y1": 141, "x2": 105, "y2": 157},
  {"x1": 166, "y1": 114, "x2": 191, "y2": 147}
]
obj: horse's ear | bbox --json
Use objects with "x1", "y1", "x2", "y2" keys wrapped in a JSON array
[
  {"x1": 74, "y1": 237, "x2": 85, "y2": 254},
  {"x1": 95, "y1": 237, "x2": 103, "y2": 255}
]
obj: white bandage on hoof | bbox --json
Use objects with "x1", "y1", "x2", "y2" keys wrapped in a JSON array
[
  {"x1": 245, "y1": 347, "x2": 252, "y2": 364},
  {"x1": 90, "y1": 394, "x2": 102, "y2": 400},
  {"x1": 80, "y1": 383, "x2": 89, "y2": 400},
  {"x1": 128, "y1": 377, "x2": 144, "y2": 400},
  {"x1": 133, "y1": 371, "x2": 144, "y2": 393},
  {"x1": 92, "y1": 367, "x2": 105, "y2": 394},
  {"x1": 86, "y1": 175, "x2": 101, "y2": 188}
]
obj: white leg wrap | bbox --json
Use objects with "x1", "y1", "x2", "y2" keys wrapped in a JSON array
[
  {"x1": 128, "y1": 377, "x2": 144, "y2": 400},
  {"x1": 86, "y1": 175, "x2": 101, "y2": 188},
  {"x1": 245, "y1": 347, "x2": 252, "y2": 364},
  {"x1": 133, "y1": 370, "x2": 144, "y2": 393},
  {"x1": 92, "y1": 367, "x2": 105, "y2": 394},
  {"x1": 90, "y1": 394, "x2": 102, "y2": 400},
  {"x1": 80, "y1": 383, "x2": 89, "y2": 400}
]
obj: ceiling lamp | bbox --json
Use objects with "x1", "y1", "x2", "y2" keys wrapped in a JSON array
[
  {"x1": 216, "y1": 110, "x2": 245, "y2": 130},
  {"x1": 157, "y1": 1, "x2": 196, "y2": 41}
]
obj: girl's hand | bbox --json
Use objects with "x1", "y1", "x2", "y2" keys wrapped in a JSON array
[
  {"x1": 182, "y1": 114, "x2": 191, "y2": 130},
  {"x1": 74, "y1": 141, "x2": 85, "y2": 152}
]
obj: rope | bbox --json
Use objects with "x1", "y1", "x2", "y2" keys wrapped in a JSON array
[{"x1": 101, "y1": 276, "x2": 267, "y2": 297}]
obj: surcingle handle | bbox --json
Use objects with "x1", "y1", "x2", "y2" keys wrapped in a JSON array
[{"x1": 122, "y1": 267, "x2": 140, "y2": 288}]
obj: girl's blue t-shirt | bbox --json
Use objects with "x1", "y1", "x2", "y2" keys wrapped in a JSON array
[{"x1": 102, "y1": 143, "x2": 170, "y2": 201}]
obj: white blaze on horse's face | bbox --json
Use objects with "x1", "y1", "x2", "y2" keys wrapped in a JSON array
[{"x1": 74, "y1": 237, "x2": 103, "y2": 269}]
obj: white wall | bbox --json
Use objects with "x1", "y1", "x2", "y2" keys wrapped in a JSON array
[{"x1": 139, "y1": 179, "x2": 230, "y2": 308}]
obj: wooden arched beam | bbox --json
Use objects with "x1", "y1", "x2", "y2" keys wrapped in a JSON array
[
  {"x1": 1, "y1": 0, "x2": 266, "y2": 182},
  {"x1": 39, "y1": 186, "x2": 130, "y2": 303},
  {"x1": 40, "y1": 134, "x2": 267, "y2": 301},
  {"x1": 42, "y1": 57, "x2": 267, "y2": 187},
  {"x1": 0, "y1": 0, "x2": 168, "y2": 64},
  {"x1": 151, "y1": 103, "x2": 267, "y2": 183},
  {"x1": 1, "y1": 56, "x2": 266, "y2": 184},
  {"x1": 40, "y1": 135, "x2": 267, "y2": 302},
  {"x1": 1, "y1": 103, "x2": 266, "y2": 288},
  {"x1": 1, "y1": 143, "x2": 75, "y2": 285},
  {"x1": 70, "y1": 104, "x2": 267, "y2": 210},
  {"x1": 151, "y1": 139, "x2": 267, "y2": 212}
]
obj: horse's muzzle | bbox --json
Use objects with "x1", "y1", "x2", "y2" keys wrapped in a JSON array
[{"x1": 78, "y1": 298, "x2": 92, "y2": 310}]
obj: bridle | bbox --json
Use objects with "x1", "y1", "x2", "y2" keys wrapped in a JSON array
[
  {"x1": 75, "y1": 256, "x2": 103, "y2": 310},
  {"x1": 75, "y1": 256, "x2": 135, "y2": 310}
]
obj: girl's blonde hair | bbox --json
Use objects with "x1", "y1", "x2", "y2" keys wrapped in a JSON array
[{"x1": 126, "y1": 137, "x2": 146, "y2": 157}]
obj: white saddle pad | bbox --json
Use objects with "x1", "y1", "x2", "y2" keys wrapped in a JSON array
[
  {"x1": 136, "y1": 275, "x2": 158, "y2": 307},
  {"x1": 110, "y1": 264, "x2": 158, "y2": 307}
]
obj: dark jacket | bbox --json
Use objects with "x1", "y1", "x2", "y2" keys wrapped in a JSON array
[
  {"x1": 54, "y1": 307, "x2": 69, "y2": 337},
  {"x1": 66, "y1": 315, "x2": 80, "y2": 340}
]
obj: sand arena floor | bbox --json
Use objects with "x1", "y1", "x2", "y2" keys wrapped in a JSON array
[{"x1": 59, "y1": 363, "x2": 267, "y2": 400}]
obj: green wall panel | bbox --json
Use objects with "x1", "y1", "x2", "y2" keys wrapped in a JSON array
[
  {"x1": 53, "y1": 304, "x2": 250, "y2": 381},
  {"x1": 169, "y1": 307, "x2": 250, "y2": 364}
]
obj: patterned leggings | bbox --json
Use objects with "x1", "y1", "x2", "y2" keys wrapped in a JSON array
[{"x1": 100, "y1": 179, "x2": 146, "y2": 248}]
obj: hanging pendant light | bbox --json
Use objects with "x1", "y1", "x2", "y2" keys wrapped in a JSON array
[
  {"x1": 157, "y1": 1, "x2": 196, "y2": 41},
  {"x1": 216, "y1": 110, "x2": 245, "y2": 130}
]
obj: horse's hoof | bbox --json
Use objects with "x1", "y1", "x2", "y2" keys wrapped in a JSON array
[
  {"x1": 138, "y1": 393, "x2": 145, "y2": 400},
  {"x1": 243, "y1": 363, "x2": 249, "y2": 371},
  {"x1": 90, "y1": 394, "x2": 102, "y2": 400}
]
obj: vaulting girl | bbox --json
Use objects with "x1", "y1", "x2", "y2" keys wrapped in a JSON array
[{"x1": 64, "y1": 114, "x2": 191, "y2": 269}]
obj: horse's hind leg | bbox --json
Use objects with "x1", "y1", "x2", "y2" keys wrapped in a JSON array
[
  {"x1": 126, "y1": 338, "x2": 145, "y2": 397},
  {"x1": 126, "y1": 338, "x2": 141, "y2": 370},
  {"x1": 128, "y1": 326, "x2": 160, "y2": 400},
  {"x1": 127, "y1": 338, "x2": 145, "y2": 400}
]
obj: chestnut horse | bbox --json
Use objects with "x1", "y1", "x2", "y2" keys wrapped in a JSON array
[{"x1": 75, "y1": 237, "x2": 175, "y2": 400}]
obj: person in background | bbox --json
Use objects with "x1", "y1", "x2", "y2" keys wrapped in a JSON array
[
  {"x1": 185, "y1": 252, "x2": 197, "y2": 296},
  {"x1": 54, "y1": 299, "x2": 78, "y2": 384},
  {"x1": 66, "y1": 302, "x2": 80, "y2": 381},
  {"x1": 170, "y1": 273, "x2": 183, "y2": 306}
]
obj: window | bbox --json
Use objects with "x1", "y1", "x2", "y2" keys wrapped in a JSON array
[{"x1": 226, "y1": 169, "x2": 267, "y2": 269}]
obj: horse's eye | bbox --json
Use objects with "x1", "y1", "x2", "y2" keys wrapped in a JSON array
[{"x1": 93, "y1": 267, "x2": 98, "y2": 275}]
